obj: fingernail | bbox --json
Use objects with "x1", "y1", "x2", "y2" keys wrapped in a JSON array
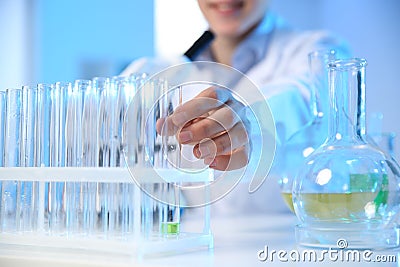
[
  {"x1": 199, "y1": 144, "x2": 211, "y2": 158},
  {"x1": 204, "y1": 158, "x2": 217, "y2": 168},
  {"x1": 172, "y1": 112, "x2": 187, "y2": 126},
  {"x1": 194, "y1": 147, "x2": 201, "y2": 158},
  {"x1": 179, "y1": 131, "x2": 192, "y2": 143}
]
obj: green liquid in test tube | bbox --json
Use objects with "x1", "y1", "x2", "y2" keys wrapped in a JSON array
[{"x1": 160, "y1": 85, "x2": 182, "y2": 236}]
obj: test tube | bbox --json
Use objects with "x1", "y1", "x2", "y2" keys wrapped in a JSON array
[
  {"x1": 1, "y1": 88, "x2": 22, "y2": 232},
  {"x1": 0, "y1": 90, "x2": 6, "y2": 231},
  {"x1": 49, "y1": 82, "x2": 70, "y2": 235},
  {"x1": 36, "y1": 83, "x2": 53, "y2": 232},
  {"x1": 17, "y1": 85, "x2": 39, "y2": 232},
  {"x1": 140, "y1": 79, "x2": 158, "y2": 238},
  {"x1": 98, "y1": 77, "x2": 118, "y2": 236},
  {"x1": 65, "y1": 80, "x2": 89, "y2": 235},
  {"x1": 123, "y1": 74, "x2": 147, "y2": 240},
  {"x1": 124, "y1": 75, "x2": 142, "y2": 237},
  {"x1": 159, "y1": 83, "x2": 181, "y2": 236},
  {"x1": 92, "y1": 77, "x2": 110, "y2": 234},
  {"x1": 123, "y1": 73, "x2": 153, "y2": 238},
  {"x1": 81, "y1": 79, "x2": 100, "y2": 234},
  {"x1": 114, "y1": 76, "x2": 133, "y2": 235}
]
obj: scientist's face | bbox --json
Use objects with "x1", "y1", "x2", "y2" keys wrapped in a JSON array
[{"x1": 197, "y1": 0, "x2": 269, "y2": 39}]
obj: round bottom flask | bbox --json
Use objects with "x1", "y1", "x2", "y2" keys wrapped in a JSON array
[{"x1": 292, "y1": 58, "x2": 400, "y2": 249}]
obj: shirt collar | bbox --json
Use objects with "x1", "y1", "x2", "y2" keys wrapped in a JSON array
[{"x1": 194, "y1": 12, "x2": 279, "y2": 73}]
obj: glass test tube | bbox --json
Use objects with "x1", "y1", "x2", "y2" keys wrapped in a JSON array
[
  {"x1": 124, "y1": 73, "x2": 147, "y2": 240},
  {"x1": 0, "y1": 90, "x2": 5, "y2": 166},
  {"x1": 114, "y1": 76, "x2": 136, "y2": 236},
  {"x1": 98, "y1": 77, "x2": 118, "y2": 236},
  {"x1": 2, "y1": 88, "x2": 22, "y2": 232},
  {"x1": 0, "y1": 90, "x2": 6, "y2": 231},
  {"x1": 17, "y1": 85, "x2": 39, "y2": 232},
  {"x1": 140, "y1": 79, "x2": 158, "y2": 238},
  {"x1": 160, "y1": 83, "x2": 181, "y2": 236},
  {"x1": 65, "y1": 80, "x2": 89, "y2": 235},
  {"x1": 81, "y1": 80, "x2": 99, "y2": 234},
  {"x1": 37, "y1": 83, "x2": 53, "y2": 232},
  {"x1": 49, "y1": 82, "x2": 70, "y2": 234},
  {"x1": 108, "y1": 77, "x2": 125, "y2": 235},
  {"x1": 92, "y1": 77, "x2": 110, "y2": 234}
]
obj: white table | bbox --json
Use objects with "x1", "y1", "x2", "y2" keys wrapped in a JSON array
[{"x1": 1, "y1": 212, "x2": 398, "y2": 267}]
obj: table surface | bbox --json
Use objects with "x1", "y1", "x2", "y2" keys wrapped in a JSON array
[{"x1": 1, "y1": 212, "x2": 399, "y2": 267}]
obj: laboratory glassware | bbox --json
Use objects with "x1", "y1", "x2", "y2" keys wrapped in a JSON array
[
  {"x1": 19, "y1": 85, "x2": 39, "y2": 232},
  {"x1": 0, "y1": 90, "x2": 5, "y2": 230},
  {"x1": 65, "y1": 79, "x2": 91, "y2": 234},
  {"x1": 0, "y1": 74, "x2": 214, "y2": 261},
  {"x1": 49, "y1": 81, "x2": 71, "y2": 234},
  {"x1": 1, "y1": 88, "x2": 22, "y2": 232},
  {"x1": 292, "y1": 58, "x2": 400, "y2": 249}
]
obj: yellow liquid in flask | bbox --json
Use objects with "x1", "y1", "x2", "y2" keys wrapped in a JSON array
[{"x1": 296, "y1": 192, "x2": 388, "y2": 220}]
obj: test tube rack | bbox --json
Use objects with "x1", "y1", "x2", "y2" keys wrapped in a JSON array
[{"x1": 0, "y1": 75, "x2": 214, "y2": 263}]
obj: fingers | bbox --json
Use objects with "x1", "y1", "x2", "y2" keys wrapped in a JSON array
[
  {"x1": 193, "y1": 122, "x2": 248, "y2": 159},
  {"x1": 156, "y1": 116, "x2": 178, "y2": 136},
  {"x1": 178, "y1": 100, "x2": 246, "y2": 144},
  {"x1": 204, "y1": 146, "x2": 250, "y2": 171},
  {"x1": 192, "y1": 121, "x2": 250, "y2": 170},
  {"x1": 156, "y1": 86, "x2": 231, "y2": 137},
  {"x1": 170, "y1": 87, "x2": 232, "y2": 128}
]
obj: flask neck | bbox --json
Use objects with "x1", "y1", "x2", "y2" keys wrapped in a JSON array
[{"x1": 327, "y1": 59, "x2": 367, "y2": 144}]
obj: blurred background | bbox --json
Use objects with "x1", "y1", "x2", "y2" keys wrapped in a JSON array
[{"x1": 0, "y1": 0, "x2": 399, "y2": 158}]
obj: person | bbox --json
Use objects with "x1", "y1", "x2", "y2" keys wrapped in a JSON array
[{"x1": 121, "y1": 0, "x2": 349, "y2": 214}]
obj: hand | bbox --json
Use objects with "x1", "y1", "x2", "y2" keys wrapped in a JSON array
[{"x1": 156, "y1": 87, "x2": 251, "y2": 171}]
